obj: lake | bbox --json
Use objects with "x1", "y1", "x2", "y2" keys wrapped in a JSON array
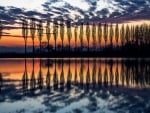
[{"x1": 0, "y1": 58, "x2": 150, "y2": 113}]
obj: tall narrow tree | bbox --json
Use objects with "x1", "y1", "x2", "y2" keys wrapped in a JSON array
[
  {"x1": 92, "y1": 23, "x2": 96, "y2": 51},
  {"x1": 67, "y1": 20, "x2": 72, "y2": 52},
  {"x1": 60, "y1": 19, "x2": 64, "y2": 51},
  {"x1": 98, "y1": 23, "x2": 102, "y2": 48},
  {"x1": 22, "y1": 18, "x2": 28, "y2": 56},
  {"x1": 120, "y1": 24, "x2": 125, "y2": 46},
  {"x1": 37, "y1": 20, "x2": 43, "y2": 54},
  {"x1": 115, "y1": 23, "x2": 119, "y2": 46},
  {"x1": 125, "y1": 24, "x2": 130, "y2": 45},
  {"x1": 103, "y1": 23, "x2": 108, "y2": 47},
  {"x1": 30, "y1": 18, "x2": 36, "y2": 55},
  {"x1": 79, "y1": 22, "x2": 84, "y2": 51},
  {"x1": 53, "y1": 20, "x2": 58, "y2": 52},
  {"x1": 46, "y1": 21, "x2": 51, "y2": 54},
  {"x1": 86, "y1": 22, "x2": 90, "y2": 51},
  {"x1": 109, "y1": 23, "x2": 114, "y2": 47},
  {"x1": 74, "y1": 24, "x2": 78, "y2": 51},
  {"x1": 0, "y1": 19, "x2": 2, "y2": 40}
]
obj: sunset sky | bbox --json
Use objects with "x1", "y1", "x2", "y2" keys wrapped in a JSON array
[{"x1": 0, "y1": 0, "x2": 150, "y2": 52}]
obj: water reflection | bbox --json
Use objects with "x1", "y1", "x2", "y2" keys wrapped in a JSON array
[{"x1": 0, "y1": 58, "x2": 150, "y2": 113}]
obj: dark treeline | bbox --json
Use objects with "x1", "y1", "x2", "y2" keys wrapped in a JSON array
[
  {"x1": 0, "y1": 18, "x2": 150, "y2": 57},
  {"x1": 21, "y1": 18, "x2": 150, "y2": 57}
]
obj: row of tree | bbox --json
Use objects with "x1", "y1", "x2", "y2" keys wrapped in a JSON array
[
  {"x1": 23, "y1": 18, "x2": 150, "y2": 52},
  {"x1": 0, "y1": 18, "x2": 147, "y2": 54}
]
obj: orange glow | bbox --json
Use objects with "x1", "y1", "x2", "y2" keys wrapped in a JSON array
[{"x1": 0, "y1": 20, "x2": 150, "y2": 47}]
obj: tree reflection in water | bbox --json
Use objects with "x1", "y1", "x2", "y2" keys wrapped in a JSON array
[{"x1": 0, "y1": 58, "x2": 150, "y2": 113}]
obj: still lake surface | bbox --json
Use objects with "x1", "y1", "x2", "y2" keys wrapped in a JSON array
[{"x1": 0, "y1": 58, "x2": 150, "y2": 113}]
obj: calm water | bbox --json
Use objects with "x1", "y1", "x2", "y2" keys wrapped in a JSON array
[{"x1": 0, "y1": 58, "x2": 150, "y2": 113}]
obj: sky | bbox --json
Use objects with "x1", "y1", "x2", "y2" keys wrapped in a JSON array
[{"x1": 0, "y1": 0, "x2": 150, "y2": 52}]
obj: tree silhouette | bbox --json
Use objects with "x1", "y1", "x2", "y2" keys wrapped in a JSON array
[
  {"x1": 74, "y1": 24, "x2": 78, "y2": 51},
  {"x1": 109, "y1": 23, "x2": 114, "y2": 47},
  {"x1": 0, "y1": 19, "x2": 2, "y2": 40},
  {"x1": 115, "y1": 23, "x2": 119, "y2": 46},
  {"x1": 92, "y1": 23, "x2": 96, "y2": 51},
  {"x1": 60, "y1": 19, "x2": 65, "y2": 51},
  {"x1": 86, "y1": 22, "x2": 90, "y2": 51},
  {"x1": 120, "y1": 24, "x2": 125, "y2": 46},
  {"x1": 67, "y1": 20, "x2": 72, "y2": 52},
  {"x1": 37, "y1": 20, "x2": 43, "y2": 54},
  {"x1": 125, "y1": 24, "x2": 130, "y2": 45},
  {"x1": 30, "y1": 18, "x2": 36, "y2": 55},
  {"x1": 53, "y1": 20, "x2": 58, "y2": 52},
  {"x1": 46, "y1": 21, "x2": 51, "y2": 53},
  {"x1": 22, "y1": 18, "x2": 28, "y2": 56},
  {"x1": 103, "y1": 23, "x2": 108, "y2": 47},
  {"x1": 79, "y1": 22, "x2": 84, "y2": 51},
  {"x1": 135, "y1": 25, "x2": 140, "y2": 45},
  {"x1": 98, "y1": 23, "x2": 102, "y2": 48}
]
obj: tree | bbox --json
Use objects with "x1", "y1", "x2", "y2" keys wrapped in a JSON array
[
  {"x1": 120, "y1": 24, "x2": 125, "y2": 46},
  {"x1": 30, "y1": 18, "x2": 36, "y2": 55},
  {"x1": 53, "y1": 20, "x2": 58, "y2": 52},
  {"x1": 0, "y1": 19, "x2": 2, "y2": 40},
  {"x1": 74, "y1": 24, "x2": 78, "y2": 51},
  {"x1": 79, "y1": 22, "x2": 84, "y2": 51},
  {"x1": 115, "y1": 23, "x2": 119, "y2": 46},
  {"x1": 109, "y1": 23, "x2": 114, "y2": 47},
  {"x1": 67, "y1": 20, "x2": 72, "y2": 52},
  {"x1": 103, "y1": 23, "x2": 108, "y2": 47},
  {"x1": 125, "y1": 24, "x2": 130, "y2": 44},
  {"x1": 92, "y1": 23, "x2": 96, "y2": 50},
  {"x1": 98, "y1": 23, "x2": 102, "y2": 48},
  {"x1": 37, "y1": 20, "x2": 43, "y2": 54},
  {"x1": 60, "y1": 19, "x2": 65, "y2": 51},
  {"x1": 22, "y1": 18, "x2": 28, "y2": 56},
  {"x1": 135, "y1": 25, "x2": 140, "y2": 45},
  {"x1": 46, "y1": 21, "x2": 51, "y2": 53},
  {"x1": 86, "y1": 22, "x2": 90, "y2": 51}
]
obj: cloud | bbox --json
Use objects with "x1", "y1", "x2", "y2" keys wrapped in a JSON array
[{"x1": 0, "y1": 0, "x2": 150, "y2": 26}]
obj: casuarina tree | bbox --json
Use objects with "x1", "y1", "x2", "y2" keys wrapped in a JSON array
[
  {"x1": 46, "y1": 21, "x2": 51, "y2": 53},
  {"x1": 98, "y1": 23, "x2": 102, "y2": 48},
  {"x1": 22, "y1": 18, "x2": 28, "y2": 56},
  {"x1": 79, "y1": 22, "x2": 84, "y2": 51},
  {"x1": 67, "y1": 20, "x2": 72, "y2": 52},
  {"x1": 109, "y1": 23, "x2": 114, "y2": 47},
  {"x1": 37, "y1": 20, "x2": 43, "y2": 54},
  {"x1": 30, "y1": 18, "x2": 36, "y2": 55},
  {"x1": 86, "y1": 22, "x2": 90, "y2": 51},
  {"x1": 53, "y1": 20, "x2": 58, "y2": 52},
  {"x1": 74, "y1": 24, "x2": 78, "y2": 51},
  {"x1": 60, "y1": 19, "x2": 65, "y2": 51}
]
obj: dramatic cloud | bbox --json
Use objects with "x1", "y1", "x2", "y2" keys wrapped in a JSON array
[{"x1": 0, "y1": 0, "x2": 150, "y2": 25}]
